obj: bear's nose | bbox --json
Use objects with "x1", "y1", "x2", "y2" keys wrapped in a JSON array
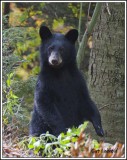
[{"x1": 51, "y1": 59, "x2": 58, "y2": 65}]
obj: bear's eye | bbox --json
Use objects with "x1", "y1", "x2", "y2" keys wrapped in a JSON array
[
  {"x1": 59, "y1": 47, "x2": 64, "y2": 52},
  {"x1": 48, "y1": 46, "x2": 54, "y2": 52}
]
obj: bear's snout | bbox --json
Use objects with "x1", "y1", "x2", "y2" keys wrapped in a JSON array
[
  {"x1": 51, "y1": 59, "x2": 59, "y2": 65},
  {"x1": 49, "y1": 51, "x2": 62, "y2": 67}
]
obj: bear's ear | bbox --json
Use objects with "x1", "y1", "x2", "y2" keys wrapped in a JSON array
[
  {"x1": 39, "y1": 25, "x2": 52, "y2": 40},
  {"x1": 65, "y1": 29, "x2": 78, "y2": 44}
]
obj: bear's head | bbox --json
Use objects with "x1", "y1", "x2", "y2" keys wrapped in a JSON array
[{"x1": 39, "y1": 26, "x2": 78, "y2": 69}]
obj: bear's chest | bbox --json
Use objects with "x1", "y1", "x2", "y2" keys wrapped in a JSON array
[
  {"x1": 50, "y1": 74, "x2": 81, "y2": 112},
  {"x1": 42, "y1": 71, "x2": 83, "y2": 126},
  {"x1": 50, "y1": 72, "x2": 80, "y2": 102},
  {"x1": 54, "y1": 80, "x2": 82, "y2": 127}
]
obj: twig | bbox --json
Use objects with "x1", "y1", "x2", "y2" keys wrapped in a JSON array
[
  {"x1": 87, "y1": 2, "x2": 91, "y2": 24},
  {"x1": 78, "y1": 2, "x2": 83, "y2": 44},
  {"x1": 99, "y1": 102, "x2": 125, "y2": 110},
  {"x1": 106, "y1": 3, "x2": 111, "y2": 15}
]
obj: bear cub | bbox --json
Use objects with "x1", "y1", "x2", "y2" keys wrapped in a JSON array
[{"x1": 29, "y1": 26, "x2": 104, "y2": 137}]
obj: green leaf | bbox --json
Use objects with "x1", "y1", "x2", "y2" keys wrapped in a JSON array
[
  {"x1": 9, "y1": 72, "x2": 14, "y2": 78},
  {"x1": 12, "y1": 94, "x2": 19, "y2": 99},
  {"x1": 60, "y1": 137, "x2": 70, "y2": 145},
  {"x1": 71, "y1": 136, "x2": 77, "y2": 143},
  {"x1": 33, "y1": 140, "x2": 41, "y2": 148},
  {"x1": 55, "y1": 147, "x2": 63, "y2": 154},
  {"x1": 6, "y1": 79, "x2": 11, "y2": 87},
  {"x1": 6, "y1": 72, "x2": 14, "y2": 87},
  {"x1": 28, "y1": 137, "x2": 36, "y2": 149},
  {"x1": 58, "y1": 132, "x2": 65, "y2": 141},
  {"x1": 28, "y1": 143, "x2": 34, "y2": 149},
  {"x1": 92, "y1": 139, "x2": 100, "y2": 149},
  {"x1": 20, "y1": 11, "x2": 28, "y2": 23}
]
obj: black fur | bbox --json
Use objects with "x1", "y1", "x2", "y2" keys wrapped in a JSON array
[{"x1": 29, "y1": 26, "x2": 104, "y2": 137}]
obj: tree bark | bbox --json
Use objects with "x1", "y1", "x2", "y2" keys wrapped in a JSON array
[
  {"x1": 87, "y1": 2, "x2": 125, "y2": 143},
  {"x1": 3, "y1": 2, "x2": 10, "y2": 28}
]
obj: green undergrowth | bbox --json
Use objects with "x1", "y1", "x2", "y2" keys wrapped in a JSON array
[{"x1": 20, "y1": 122, "x2": 89, "y2": 157}]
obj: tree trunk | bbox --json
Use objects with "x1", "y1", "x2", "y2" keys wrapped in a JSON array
[
  {"x1": 87, "y1": 2, "x2": 125, "y2": 144},
  {"x1": 3, "y1": 2, "x2": 10, "y2": 28}
]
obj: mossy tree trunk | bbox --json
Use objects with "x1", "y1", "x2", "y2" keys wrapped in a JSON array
[{"x1": 87, "y1": 3, "x2": 125, "y2": 143}]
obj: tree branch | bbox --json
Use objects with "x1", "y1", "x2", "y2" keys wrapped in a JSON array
[
  {"x1": 77, "y1": 3, "x2": 102, "y2": 69},
  {"x1": 78, "y1": 2, "x2": 83, "y2": 44}
]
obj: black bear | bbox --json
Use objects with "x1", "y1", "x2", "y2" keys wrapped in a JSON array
[{"x1": 29, "y1": 26, "x2": 104, "y2": 137}]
